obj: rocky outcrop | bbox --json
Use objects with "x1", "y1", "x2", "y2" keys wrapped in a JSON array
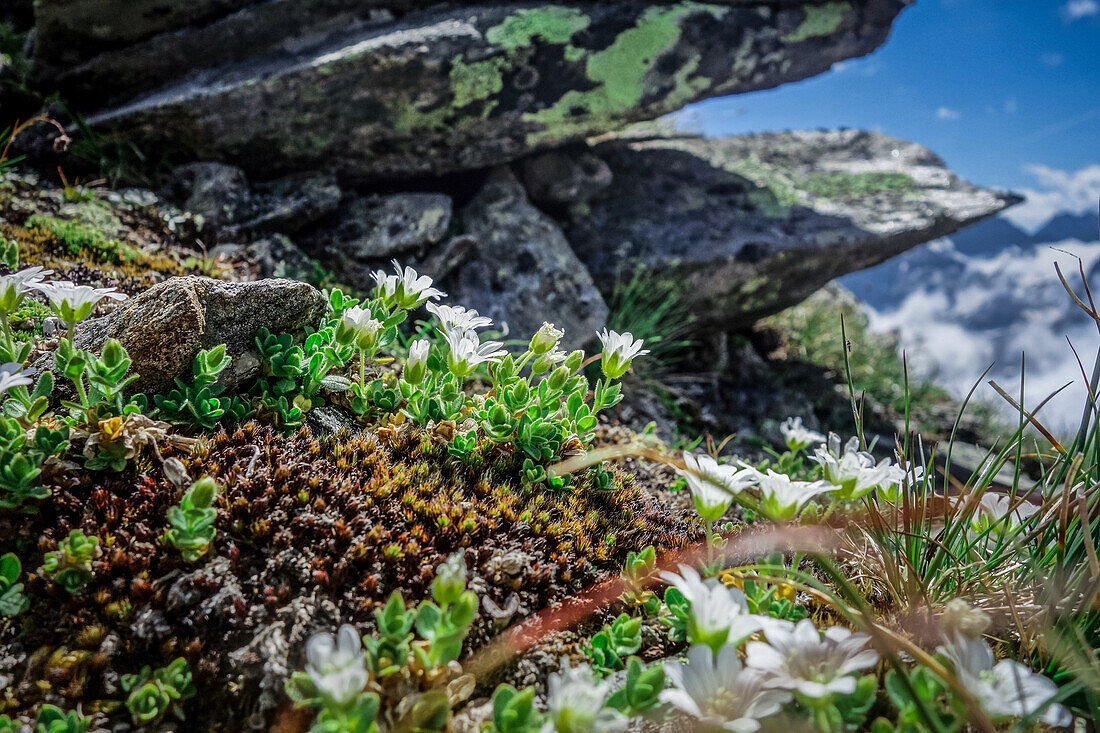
[
  {"x1": 70, "y1": 277, "x2": 328, "y2": 393},
  {"x1": 566, "y1": 130, "x2": 1021, "y2": 330},
  {"x1": 34, "y1": 1, "x2": 910, "y2": 180}
]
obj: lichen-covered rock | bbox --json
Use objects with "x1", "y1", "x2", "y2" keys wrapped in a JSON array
[
  {"x1": 61, "y1": 1, "x2": 908, "y2": 180},
  {"x1": 448, "y1": 168, "x2": 607, "y2": 347},
  {"x1": 71, "y1": 276, "x2": 328, "y2": 393},
  {"x1": 568, "y1": 130, "x2": 1021, "y2": 330}
]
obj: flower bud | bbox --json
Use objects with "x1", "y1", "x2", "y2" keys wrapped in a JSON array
[
  {"x1": 547, "y1": 365, "x2": 570, "y2": 391},
  {"x1": 530, "y1": 349, "x2": 565, "y2": 375},
  {"x1": 941, "y1": 598, "x2": 991, "y2": 638},
  {"x1": 404, "y1": 339, "x2": 430, "y2": 385},
  {"x1": 433, "y1": 552, "x2": 467, "y2": 606},
  {"x1": 529, "y1": 322, "x2": 564, "y2": 355},
  {"x1": 563, "y1": 350, "x2": 585, "y2": 373}
]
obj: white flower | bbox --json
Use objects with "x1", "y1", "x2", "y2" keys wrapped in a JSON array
[
  {"x1": 374, "y1": 261, "x2": 444, "y2": 309},
  {"x1": 751, "y1": 469, "x2": 835, "y2": 522},
  {"x1": 970, "y1": 493, "x2": 1040, "y2": 535},
  {"x1": 305, "y1": 624, "x2": 368, "y2": 709},
  {"x1": 780, "y1": 417, "x2": 825, "y2": 452},
  {"x1": 542, "y1": 661, "x2": 626, "y2": 733},
  {"x1": 662, "y1": 644, "x2": 791, "y2": 733},
  {"x1": 426, "y1": 302, "x2": 492, "y2": 335},
  {"x1": 337, "y1": 306, "x2": 384, "y2": 350},
  {"x1": 404, "y1": 339, "x2": 431, "y2": 385},
  {"x1": 659, "y1": 565, "x2": 763, "y2": 652},
  {"x1": 938, "y1": 632, "x2": 1070, "y2": 727},
  {"x1": 34, "y1": 281, "x2": 127, "y2": 325},
  {"x1": 746, "y1": 619, "x2": 878, "y2": 699},
  {"x1": 595, "y1": 328, "x2": 649, "y2": 379},
  {"x1": 677, "y1": 452, "x2": 757, "y2": 523},
  {"x1": 809, "y1": 434, "x2": 885, "y2": 501},
  {"x1": 0, "y1": 368, "x2": 32, "y2": 395},
  {"x1": 444, "y1": 328, "x2": 507, "y2": 377},
  {"x1": 0, "y1": 266, "x2": 53, "y2": 312}
]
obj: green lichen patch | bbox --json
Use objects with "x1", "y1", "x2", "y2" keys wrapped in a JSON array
[
  {"x1": 799, "y1": 171, "x2": 917, "y2": 201},
  {"x1": 781, "y1": 1, "x2": 850, "y2": 44},
  {"x1": 449, "y1": 57, "x2": 507, "y2": 110},
  {"x1": 525, "y1": 4, "x2": 726, "y2": 145},
  {"x1": 484, "y1": 6, "x2": 591, "y2": 53}
]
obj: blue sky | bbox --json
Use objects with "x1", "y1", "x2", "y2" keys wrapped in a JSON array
[{"x1": 679, "y1": 0, "x2": 1100, "y2": 230}]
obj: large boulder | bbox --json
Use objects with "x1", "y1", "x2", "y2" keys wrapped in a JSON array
[
  {"x1": 567, "y1": 130, "x2": 1021, "y2": 330},
  {"x1": 446, "y1": 168, "x2": 607, "y2": 347},
  {"x1": 71, "y1": 277, "x2": 328, "y2": 394},
  {"x1": 36, "y1": 1, "x2": 910, "y2": 180}
]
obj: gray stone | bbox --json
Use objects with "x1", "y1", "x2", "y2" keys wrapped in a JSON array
[
  {"x1": 171, "y1": 164, "x2": 342, "y2": 239},
  {"x1": 243, "y1": 174, "x2": 343, "y2": 235},
  {"x1": 568, "y1": 130, "x2": 1021, "y2": 330},
  {"x1": 212, "y1": 235, "x2": 314, "y2": 281},
  {"x1": 63, "y1": 1, "x2": 909, "y2": 181},
  {"x1": 303, "y1": 192, "x2": 453, "y2": 289},
  {"x1": 521, "y1": 149, "x2": 612, "y2": 207},
  {"x1": 171, "y1": 162, "x2": 251, "y2": 233},
  {"x1": 305, "y1": 405, "x2": 363, "y2": 437},
  {"x1": 450, "y1": 168, "x2": 607, "y2": 348},
  {"x1": 308, "y1": 193, "x2": 452, "y2": 261},
  {"x1": 71, "y1": 276, "x2": 327, "y2": 394}
]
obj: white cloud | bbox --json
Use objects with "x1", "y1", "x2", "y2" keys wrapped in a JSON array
[
  {"x1": 936, "y1": 106, "x2": 961, "y2": 121},
  {"x1": 1062, "y1": 0, "x2": 1099, "y2": 20},
  {"x1": 1040, "y1": 52, "x2": 1064, "y2": 67},
  {"x1": 1002, "y1": 164, "x2": 1100, "y2": 232},
  {"x1": 863, "y1": 244, "x2": 1100, "y2": 435},
  {"x1": 1003, "y1": 98, "x2": 1018, "y2": 114}
]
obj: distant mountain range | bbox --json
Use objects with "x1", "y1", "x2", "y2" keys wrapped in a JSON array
[
  {"x1": 951, "y1": 211, "x2": 1098, "y2": 257},
  {"x1": 841, "y1": 210, "x2": 1100, "y2": 433}
]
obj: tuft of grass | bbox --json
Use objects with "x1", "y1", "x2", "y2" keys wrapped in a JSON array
[
  {"x1": 766, "y1": 287, "x2": 946, "y2": 416},
  {"x1": 605, "y1": 268, "x2": 696, "y2": 377}
]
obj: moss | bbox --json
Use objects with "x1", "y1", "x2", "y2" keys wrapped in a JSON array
[
  {"x1": 24, "y1": 215, "x2": 140, "y2": 263},
  {"x1": 799, "y1": 171, "x2": 917, "y2": 201},
  {"x1": 781, "y1": 2, "x2": 850, "y2": 43},
  {"x1": 0, "y1": 421, "x2": 693, "y2": 727},
  {"x1": 524, "y1": 4, "x2": 725, "y2": 144}
]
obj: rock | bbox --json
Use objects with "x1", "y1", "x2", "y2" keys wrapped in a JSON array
[
  {"x1": 521, "y1": 149, "x2": 612, "y2": 207},
  {"x1": 170, "y1": 163, "x2": 342, "y2": 239},
  {"x1": 243, "y1": 174, "x2": 342, "y2": 235},
  {"x1": 70, "y1": 276, "x2": 327, "y2": 394},
  {"x1": 212, "y1": 235, "x2": 314, "y2": 281},
  {"x1": 171, "y1": 162, "x2": 251, "y2": 233},
  {"x1": 304, "y1": 192, "x2": 453, "y2": 263},
  {"x1": 568, "y1": 130, "x2": 1021, "y2": 331},
  {"x1": 449, "y1": 168, "x2": 607, "y2": 347},
  {"x1": 50, "y1": 1, "x2": 909, "y2": 180},
  {"x1": 305, "y1": 405, "x2": 363, "y2": 437}
]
